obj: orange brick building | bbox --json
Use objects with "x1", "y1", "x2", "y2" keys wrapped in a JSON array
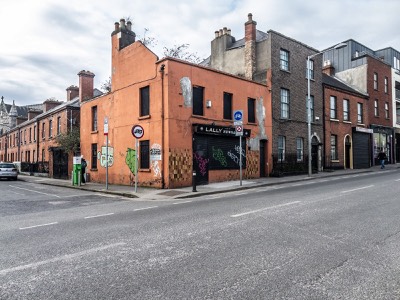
[{"x1": 79, "y1": 19, "x2": 272, "y2": 188}]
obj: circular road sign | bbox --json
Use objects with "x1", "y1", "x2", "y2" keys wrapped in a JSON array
[
  {"x1": 233, "y1": 110, "x2": 243, "y2": 121},
  {"x1": 131, "y1": 125, "x2": 144, "y2": 139}
]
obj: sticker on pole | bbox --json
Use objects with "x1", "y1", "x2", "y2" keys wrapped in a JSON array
[
  {"x1": 131, "y1": 125, "x2": 144, "y2": 139},
  {"x1": 235, "y1": 125, "x2": 243, "y2": 136}
]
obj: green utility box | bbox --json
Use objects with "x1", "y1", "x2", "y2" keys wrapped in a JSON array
[{"x1": 72, "y1": 156, "x2": 82, "y2": 186}]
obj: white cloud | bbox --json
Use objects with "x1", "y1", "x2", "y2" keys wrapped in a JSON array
[{"x1": 0, "y1": 0, "x2": 399, "y2": 106}]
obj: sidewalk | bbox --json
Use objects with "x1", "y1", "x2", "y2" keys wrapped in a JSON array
[{"x1": 18, "y1": 164, "x2": 399, "y2": 200}]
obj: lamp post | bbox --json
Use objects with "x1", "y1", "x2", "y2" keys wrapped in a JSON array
[{"x1": 307, "y1": 42, "x2": 347, "y2": 177}]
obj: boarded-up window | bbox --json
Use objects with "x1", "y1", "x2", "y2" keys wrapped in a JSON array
[{"x1": 193, "y1": 86, "x2": 204, "y2": 116}]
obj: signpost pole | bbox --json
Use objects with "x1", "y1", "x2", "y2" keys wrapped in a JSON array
[
  {"x1": 135, "y1": 138, "x2": 138, "y2": 193},
  {"x1": 239, "y1": 135, "x2": 242, "y2": 186},
  {"x1": 106, "y1": 135, "x2": 109, "y2": 190}
]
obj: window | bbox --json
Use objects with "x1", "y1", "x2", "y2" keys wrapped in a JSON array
[
  {"x1": 278, "y1": 136, "x2": 286, "y2": 161},
  {"x1": 306, "y1": 95, "x2": 314, "y2": 122},
  {"x1": 357, "y1": 103, "x2": 363, "y2": 124},
  {"x1": 49, "y1": 120, "x2": 53, "y2": 137},
  {"x1": 373, "y1": 72, "x2": 378, "y2": 90},
  {"x1": 374, "y1": 100, "x2": 379, "y2": 117},
  {"x1": 385, "y1": 102, "x2": 389, "y2": 119},
  {"x1": 280, "y1": 88, "x2": 290, "y2": 119},
  {"x1": 296, "y1": 137, "x2": 304, "y2": 161},
  {"x1": 307, "y1": 59, "x2": 314, "y2": 80},
  {"x1": 330, "y1": 96, "x2": 337, "y2": 119},
  {"x1": 33, "y1": 150, "x2": 35, "y2": 162},
  {"x1": 394, "y1": 57, "x2": 400, "y2": 70},
  {"x1": 41, "y1": 148, "x2": 45, "y2": 161},
  {"x1": 248, "y1": 98, "x2": 256, "y2": 123},
  {"x1": 384, "y1": 77, "x2": 388, "y2": 94},
  {"x1": 193, "y1": 86, "x2": 204, "y2": 116},
  {"x1": 139, "y1": 140, "x2": 150, "y2": 169},
  {"x1": 42, "y1": 123, "x2": 45, "y2": 139},
  {"x1": 140, "y1": 86, "x2": 150, "y2": 116},
  {"x1": 343, "y1": 99, "x2": 350, "y2": 121},
  {"x1": 29, "y1": 128, "x2": 32, "y2": 142},
  {"x1": 91, "y1": 144, "x2": 97, "y2": 169},
  {"x1": 57, "y1": 116, "x2": 61, "y2": 135},
  {"x1": 330, "y1": 135, "x2": 338, "y2": 160},
  {"x1": 23, "y1": 130, "x2": 26, "y2": 144},
  {"x1": 223, "y1": 92, "x2": 232, "y2": 120},
  {"x1": 91, "y1": 106, "x2": 98, "y2": 131},
  {"x1": 33, "y1": 125, "x2": 36, "y2": 141},
  {"x1": 280, "y1": 49, "x2": 289, "y2": 71}
]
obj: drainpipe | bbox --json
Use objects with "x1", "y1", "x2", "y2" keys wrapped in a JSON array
[{"x1": 160, "y1": 64, "x2": 165, "y2": 189}]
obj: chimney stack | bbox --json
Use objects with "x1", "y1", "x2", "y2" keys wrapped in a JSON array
[
  {"x1": 322, "y1": 60, "x2": 335, "y2": 76},
  {"x1": 111, "y1": 18, "x2": 136, "y2": 50},
  {"x1": 66, "y1": 85, "x2": 79, "y2": 101},
  {"x1": 78, "y1": 70, "x2": 95, "y2": 102},
  {"x1": 244, "y1": 13, "x2": 257, "y2": 80}
]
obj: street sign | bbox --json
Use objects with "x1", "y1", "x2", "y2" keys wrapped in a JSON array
[
  {"x1": 131, "y1": 125, "x2": 144, "y2": 139},
  {"x1": 104, "y1": 117, "x2": 108, "y2": 136},
  {"x1": 233, "y1": 110, "x2": 243, "y2": 122},
  {"x1": 235, "y1": 125, "x2": 243, "y2": 136},
  {"x1": 234, "y1": 121, "x2": 243, "y2": 126}
]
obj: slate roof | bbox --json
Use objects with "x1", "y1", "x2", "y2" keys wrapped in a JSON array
[{"x1": 322, "y1": 73, "x2": 368, "y2": 97}]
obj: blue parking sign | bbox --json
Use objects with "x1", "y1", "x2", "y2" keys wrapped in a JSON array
[{"x1": 233, "y1": 110, "x2": 243, "y2": 121}]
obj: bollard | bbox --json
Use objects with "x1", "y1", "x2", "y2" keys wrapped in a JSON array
[{"x1": 192, "y1": 170, "x2": 197, "y2": 192}]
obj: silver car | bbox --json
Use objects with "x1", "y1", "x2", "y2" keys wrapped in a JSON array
[{"x1": 0, "y1": 163, "x2": 18, "y2": 180}]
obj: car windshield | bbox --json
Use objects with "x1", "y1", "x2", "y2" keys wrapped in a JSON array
[{"x1": 0, "y1": 163, "x2": 15, "y2": 168}]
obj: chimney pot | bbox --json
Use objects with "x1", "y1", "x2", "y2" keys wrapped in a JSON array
[
  {"x1": 223, "y1": 27, "x2": 227, "y2": 35},
  {"x1": 248, "y1": 13, "x2": 253, "y2": 21},
  {"x1": 127, "y1": 21, "x2": 132, "y2": 31},
  {"x1": 227, "y1": 29, "x2": 231, "y2": 35},
  {"x1": 215, "y1": 30, "x2": 219, "y2": 38},
  {"x1": 114, "y1": 22, "x2": 119, "y2": 31},
  {"x1": 120, "y1": 18, "x2": 126, "y2": 29}
]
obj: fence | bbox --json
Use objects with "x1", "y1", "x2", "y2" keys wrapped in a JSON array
[
  {"x1": 271, "y1": 153, "x2": 308, "y2": 177},
  {"x1": 20, "y1": 161, "x2": 49, "y2": 174}
]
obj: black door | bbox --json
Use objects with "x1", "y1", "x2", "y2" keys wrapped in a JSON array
[
  {"x1": 311, "y1": 141, "x2": 318, "y2": 173},
  {"x1": 193, "y1": 135, "x2": 209, "y2": 185},
  {"x1": 53, "y1": 149, "x2": 69, "y2": 179},
  {"x1": 260, "y1": 140, "x2": 267, "y2": 177}
]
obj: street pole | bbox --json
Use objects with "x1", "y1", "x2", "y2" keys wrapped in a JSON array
[
  {"x1": 239, "y1": 135, "x2": 242, "y2": 186},
  {"x1": 106, "y1": 135, "x2": 108, "y2": 190},
  {"x1": 307, "y1": 56, "x2": 312, "y2": 177},
  {"x1": 135, "y1": 138, "x2": 138, "y2": 193}
]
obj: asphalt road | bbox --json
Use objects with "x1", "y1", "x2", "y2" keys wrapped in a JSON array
[{"x1": 1, "y1": 170, "x2": 400, "y2": 299}]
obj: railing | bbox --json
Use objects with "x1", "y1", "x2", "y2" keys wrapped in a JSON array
[
  {"x1": 20, "y1": 161, "x2": 49, "y2": 174},
  {"x1": 271, "y1": 153, "x2": 308, "y2": 177}
]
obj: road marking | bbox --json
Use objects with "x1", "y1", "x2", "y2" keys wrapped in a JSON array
[
  {"x1": 341, "y1": 185, "x2": 374, "y2": 193},
  {"x1": 84, "y1": 213, "x2": 115, "y2": 219},
  {"x1": 134, "y1": 206, "x2": 158, "y2": 211},
  {"x1": 0, "y1": 243, "x2": 125, "y2": 275},
  {"x1": 231, "y1": 201, "x2": 301, "y2": 218},
  {"x1": 19, "y1": 222, "x2": 59, "y2": 230},
  {"x1": 172, "y1": 201, "x2": 192, "y2": 205},
  {"x1": 9, "y1": 185, "x2": 60, "y2": 198}
]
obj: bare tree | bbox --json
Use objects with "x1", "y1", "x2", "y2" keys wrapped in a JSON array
[
  {"x1": 100, "y1": 76, "x2": 112, "y2": 93},
  {"x1": 163, "y1": 44, "x2": 203, "y2": 64}
]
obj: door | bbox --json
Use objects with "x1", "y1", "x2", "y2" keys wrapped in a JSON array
[
  {"x1": 53, "y1": 149, "x2": 69, "y2": 179},
  {"x1": 259, "y1": 140, "x2": 267, "y2": 177},
  {"x1": 193, "y1": 135, "x2": 209, "y2": 185},
  {"x1": 311, "y1": 137, "x2": 318, "y2": 173},
  {"x1": 345, "y1": 136, "x2": 351, "y2": 169}
]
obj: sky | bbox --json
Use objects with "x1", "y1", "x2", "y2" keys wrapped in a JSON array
[{"x1": 1, "y1": 0, "x2": 399, "y2": 106}]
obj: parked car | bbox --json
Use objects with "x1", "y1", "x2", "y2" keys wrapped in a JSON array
[{"x1": 0, "y1": 162, "x2": 18, "y2": 180}]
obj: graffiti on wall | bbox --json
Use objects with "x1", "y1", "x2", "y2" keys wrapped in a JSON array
[
  {"x1": 194, "y1": 152, "x2": 209, "y2": 176},
  {"x1": 97, "y1": 146, "x2": 114, "y2": 167},
  {"x1": 125, "y1": 148, "x2": 136, "y2": 186},
  {"x1": 150, "y1": 143, "x2": 162, "y2": 178}
]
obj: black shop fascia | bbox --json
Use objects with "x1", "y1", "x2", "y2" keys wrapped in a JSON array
[{"x1": 193, "y1": 124, "x2": 251, "y2": 137}]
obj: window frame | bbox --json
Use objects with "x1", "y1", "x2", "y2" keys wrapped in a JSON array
[
  {"x1": 91, "y1": 143, "x2": 98, "y2": 169},
  {"x1": 140, "y1": 86, "x2": 150, "y2": 117},
  {"x1": 373, "y1": 72, "x2": 378, "y2": 90},
  {"x1": 385, "y1": 102, "x2": 389, "y2": 119},
  {"x1": 296, "y1": 137, "x2": 304, "y2": 162},
  {"x1": 280, "y1": 49, "x2": 290, "y2": 71},
  {"x1": 223, "y1": 92, "x2": 232, "y2": 120},
  {"x1": 193, "y1": 86, "x2": 204, "y2": 116},
  {"x1": 57, "y1": 116, "x2": 61, "y2": 135},
  {"x1": 330, "y1": 96, "x2": 337, "y2": 119},
  {"x1": 278, "y1": 135, "x2": 286, "y2": 162},
  {"x1": 307, "y1": 59, "x2": 314, "y2": 80},
  {"x1": 374, "y1": 99, "x2": 379, "y2": 117},
  {"x1": 343, "y1": 99, "x2": 350, "y2": 121},
  {"x1": 280, "y1": 88, "x2": 290, "y2": 119},
  {"x1": 91, "y1": 106, "x2": 98, "y2": 132},
  {"x1": 384, "y1": 77, "x2": 388, "y2": 94},
  {"x1": 357, "y1": 103, "x2": 363, "y2": 124},
  {"x1": 248, "y1": 97, "x2": 256, "y2": 123},
  {"x1": 48, "y1": 120, "x2": 53, "y2": 138},
  {"x1": 330, "y1": 134, "x2": 338, "y2": 161}
]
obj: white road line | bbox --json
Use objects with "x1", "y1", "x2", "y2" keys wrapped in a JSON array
[
  {"x1": 19, "y1": 222, "x2": 59, "y2": 230},
  {"x1": 341, "y1": 185, "x2": 374, "y2": 193},
  {"x1": 133, "y1": 206, "x2": 158, "y2": 211},
  {"x1": 84, "y1": 213, "x2": 115, "y2": 219},
  {"x1": 0, "y1": 243, "x2": 125, "y2": 275},
  {"x1": 231, "y1": 201, "x2": 301, "y2": 218},
  {"x1": 172, "y1": 201, "x2": 192, "y2": 205},
  {"x1": 9, "y1": 185, "x2": 60, "y2": 198}
]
